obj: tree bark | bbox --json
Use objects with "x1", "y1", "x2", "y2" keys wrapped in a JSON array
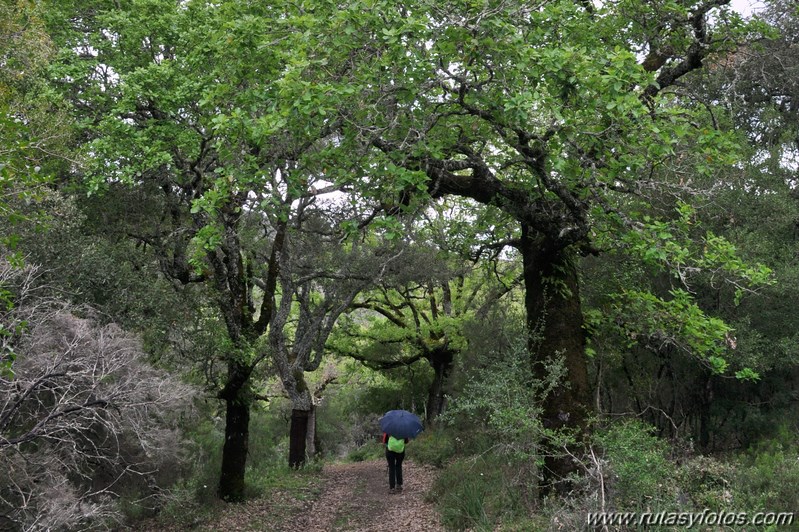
[
  {"x1": 426, "y1": 347, "x2": 454, "y2": 423},
  {"x1": 218, "y1": 395, "x2": 250, "y2": 502},
  {"x1": 305, "y1": 405, "x2": 319, "y2": 458},
  {"x1": 520, "y1": 225, "x2": 592, "y2": 493},
  {"x1": 289, "y1": 408, "x2": 310, "y2": 468},
  {"x1": 217, "y1": 357, "x2": 254, "y2": 502}
]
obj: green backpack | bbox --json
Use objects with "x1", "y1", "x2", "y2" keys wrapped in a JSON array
[{"x1": 387, "y1": 435, "x2": 406, "y2": 453}]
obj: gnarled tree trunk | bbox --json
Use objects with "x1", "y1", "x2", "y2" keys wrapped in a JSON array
[{"x1": 426, "y1": 347, "x2": 455, "y2": 423}]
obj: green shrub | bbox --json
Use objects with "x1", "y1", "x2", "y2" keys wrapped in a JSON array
[
  {"x1": 430, "y1": 455, "x2": 534, "y2": 531},
  {"x1": 596, "y1": 419, "x2": 677, "y2": 512},
  {"x1": 675, "y1": 454, "x2": 736, "y2": 510},
  {"x1": 152, "y1": 411, "x2": 324, "y2": 529},
  {"x1": 410, "y1": 429, "x2": 457, "y2": 467},
  {"x1": 156, "y1": 476, "x2": 226, "y2": 529},
  {"x1": 425, "y1": 333, "x2": 558, "y2": 529},
  {"x1": 250, "y1": 410, "x2": 296, "y2": 462},
  {"x1": 313, "y1": 361, "x2": 430, "y2": 459},
  {"x1": 347, "y1": 440, "x2": 384, "y2": 462},
  {"x1": 732, "y1": 437, "x2": 799, "y2": 513},
  {"x1": 183, "y1": 418, "x2": 226, "y2": 504},
  {"x1": 673, "y1": 428, "x2": 799, "y2": 516},
  {"x1": 152, "y1": 417, "x2": 225, "y2": 526},
  {"x1": 443, "y1": 337, "x2": 565, "y2": 467},
  {"x1": 151, "y1": 406, "x2": 288, "y2": 522}
]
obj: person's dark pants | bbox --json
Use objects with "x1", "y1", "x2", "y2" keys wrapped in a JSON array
[{"x1": 386, "y1": 450, "x2": 405, "y2": 489}]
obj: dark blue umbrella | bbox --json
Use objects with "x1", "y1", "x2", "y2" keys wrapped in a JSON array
[{"x1": 379, "y1": 409, "x2": 424, "y2": 440}]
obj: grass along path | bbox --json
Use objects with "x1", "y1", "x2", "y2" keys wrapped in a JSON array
[{"x1": 140, "y1": 459, "x2": 444, "y2": 531}]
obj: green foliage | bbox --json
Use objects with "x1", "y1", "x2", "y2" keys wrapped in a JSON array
[
  {"x1": 346, "y1": 440, "x2": 384, "y2": 463},
  {"x1": 732, "y1": 431, "x2": 799, "y2": 513},
  {"x1": 0, "y1": 2, "x2": 57, "y2": 262},
  {"x1": 245, "y1": 406, "x2": 298, "y2": 475},
  {"x1": 155, "y1": 405, "x2": 324, "y2": 525},
  {"x1": 408, "y1": 429, "x2": 457, "y2": 468},
  {"x1": 430, "y1": 454, "x2": 534, "y2": 531},
  {"x1": 675, "y1": 454, "x2": 737, "y2": 510},
  {"x1": 615, "y1": 202, "x2": 774, "y2": 305},
  {"x1": 159, "y1": 458, "x2": 323, "y2": 531},
  {"x1": 613, "y1": 288, "x2": 736, "y2": 374},
  {"x1": 1, "y1": 1, "x2": 71, "y2": 380},
  {"x1": 352, "y1": 374, "x2": 428, "y2": 418},
  {"x1": 1, "y1": 0, "x2": 66, "y2": 241},
  {"x1": 0, "y1": 269, "x2": 20, "y2": 378},
  {"x1": 595, "y1": 420, "x2": 678, "y2": 511},
  {"x1": 425, "y1": 333, "x2": 578, "y2": 528},
  {"x1": 175, "y1": 417, "x2": 226, "y2": 508},
  {"x1": 671, "y1": 429, "x2": 799, "y2": 517},
  {"x1": 535, "y1": 426, "x2": 799, "y2": 529},
  {"x1": 17, "y1": 0, "x2": 799, "y2": 524},
  {"x1": 444, "y1": 337, "x2": 567, "y2": 460},
  {"x1": 312, "y1": 360, "x2": 431, "y2": 459},
  {"x1": 315, "y1": 393, "x2": 379, "y2": 459}
]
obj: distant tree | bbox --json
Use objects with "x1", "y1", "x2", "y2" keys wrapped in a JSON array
[
  {"x1": 266, "y1": 202, "x2": 403, "y2": 468},
  {"x1": 334, "y1": 203, "x2": 523, "y2": 423}
]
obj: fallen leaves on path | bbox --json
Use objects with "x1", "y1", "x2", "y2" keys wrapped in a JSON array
[
  {"x1": 134, "y1": 459, "x2": 443, "y2": 531},
  {"x1": 276, "y1": 459, "x2": 444, "y2": 532}
]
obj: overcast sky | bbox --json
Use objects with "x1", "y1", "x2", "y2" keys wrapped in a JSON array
[{"x1": 731, "y1": 0, "x2": 766, "y2": 16}]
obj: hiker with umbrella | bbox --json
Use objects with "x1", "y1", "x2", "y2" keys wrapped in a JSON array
[{"x1": 379, "y1": 409, "x2": 423, "y2": 493}]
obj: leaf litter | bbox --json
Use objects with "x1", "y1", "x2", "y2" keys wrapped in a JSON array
[
  {"x1": 275, "y1": 459, "x2": 444, "y2": 531},
  {"x1": 136, "y1": 459, "x2": 443, "y2": 531}
]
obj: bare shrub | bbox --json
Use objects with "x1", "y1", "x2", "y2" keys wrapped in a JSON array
[{"x1": 1, "y1": 260, "x2": 197, "y2": 531}]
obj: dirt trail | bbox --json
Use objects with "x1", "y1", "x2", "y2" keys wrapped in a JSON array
[{"x1": 276, "y1": 459, "x2": 444, "y2": 532}]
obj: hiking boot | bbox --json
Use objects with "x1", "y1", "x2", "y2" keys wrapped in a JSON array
[
  {"x1": 389, "y1": 487, "x2": 396, "y2": 494},
  {"x1": 396, "y1": 485, "x2": 403, "y2": 493}
]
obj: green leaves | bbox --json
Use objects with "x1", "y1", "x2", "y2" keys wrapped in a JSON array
[
  {"x1": 599, "y1": 201, "x2": 772, "y2": 379},
  {"x1": 618, "y1": 203, "x2": 773, "y2": 301},
  {"x1": 40, "y1": 0, "x2": 780, "y2": 430},
  {"x1": 444, "y1": 337, "x2": 570, "y2": 459},
  {"x1": 612, "y1": 288, "x2": 751, "y2": 376},
  {"x1": 700, "y1": 232, "x2": 774, "y2": 304},
  {"x1": 190, "y1": 177, "x2": 231, "y2": 216}
]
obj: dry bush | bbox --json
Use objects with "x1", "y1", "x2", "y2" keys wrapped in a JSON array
[{"x1": 1, "y1": 260, "x2": 197, "y2": 531}]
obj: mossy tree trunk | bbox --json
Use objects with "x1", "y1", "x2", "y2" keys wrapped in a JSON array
[{"x1": 520, "y1": 227, "x2": 591, "y2": 493}]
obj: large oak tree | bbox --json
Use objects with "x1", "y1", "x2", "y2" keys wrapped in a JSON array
[
  {"x1": 43, "y1": 0, "x2": 395, "y2": 500},
  {"x1": 293, "y1": 0, "x2": 768, "y2": 488},
  {"x1": 43, "y1": 0, "x2": 773, "y2": 497}
]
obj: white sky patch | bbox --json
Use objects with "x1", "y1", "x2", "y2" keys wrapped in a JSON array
[
  {"x1": 730, "y1": 0, "x2": 766, "y2": 16},
  {"x1": 782, "y1": 148, "x2": 799, "y2": 172}
]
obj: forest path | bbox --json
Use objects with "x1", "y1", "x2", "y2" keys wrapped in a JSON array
[{"x1": 275, "y1": 459, "x2": 444, "y2": 531}]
